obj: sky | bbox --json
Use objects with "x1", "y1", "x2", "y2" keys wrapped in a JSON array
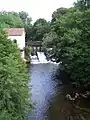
[{"x1": 0, "y1": 0, "x2": 77, "y2": 22}]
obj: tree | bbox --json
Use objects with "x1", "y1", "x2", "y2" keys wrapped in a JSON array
[
  {"x1": 0, "y1": 30, "x2": 31, "y2": 120},
  {"x1": 31, "y1": 18, "x2": 50, "y2": 41},
  {"x1": 19, "y1": 11, "x2": 32, "y2": 42},
  {"x1": 74, "y1": 0, "x2": 90, "y2": 10},
  {"x1": 42, "y1": 2, "x2": 90, "y2": 88},
  {"x1": 0, "y1": 11, "x2": 24, "y2": 28},
  {"x1": 19, "y1": 11, "x2": 32, "y2": 26},
  {"x1": 42, "y1": 31, "x2": 59, "y2": 60},
  {"x1": 52, "y1": 7, "x2": 67, "y2": 22}
]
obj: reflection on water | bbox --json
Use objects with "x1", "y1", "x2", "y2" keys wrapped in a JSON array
[{"x1": 28, "y1": 63, "x2": 90, "y2": 120}]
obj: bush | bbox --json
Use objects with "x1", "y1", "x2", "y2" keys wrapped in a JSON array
[
  {"x1": 43, "y1": 7, "x2": 90, "y2": 88},
  {"x1": 0, "y1": 30, "x2": 31, "y2": 120},
  {"x1": 24, "y1": 46, "x2": 30, "y2": 62}
]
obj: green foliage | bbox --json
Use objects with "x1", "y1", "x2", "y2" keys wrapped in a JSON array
[
  {"x1": 0, "y1": 11, "x2": 24, "y2": 28},
  {"x1": 24, "y1": 46, "x2": 30, "y2": 62},
  {"x1": 74, "y1": 0, "x2": 90, "y2": 10},
  {"x1": 18, "y1": 11, "x2": 32, "y2": 42},
  {"x1": 25, "y1": 25, "x2": 32, "y2": 42},
  {"x1": 19, "y1": 11, "x2": 32, "y2": 26},
  {"x1": 30, "y1": 18, "x2": 50, "y2": 41},
  {"x1": 52, "y1": 7, "x2": 68, "y2": 22},
  {"x1": 42, "y1": 31, "x2": 59, "y2": 59},
  {"x1": 0, "y1": 30, "x2": 31, "y2": 120},
  {"x1": 19, "y1": 11, "x2": 29, "y2": 24},
  {"x1": 0, "y1": 11, "x2": 32, "y2": 42},
  {"x1": 42, "y1": 1, "x2": 90, "y2": 88},
  {"x1": 42, "y1": 32, "x2": 58, "y2": 48}
]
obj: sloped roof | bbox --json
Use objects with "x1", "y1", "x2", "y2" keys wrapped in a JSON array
[{"x1": 5, "y1": 28, "x2": 25, "y2": 36}]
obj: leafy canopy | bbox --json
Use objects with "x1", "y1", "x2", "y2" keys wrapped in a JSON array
[
  {"x1": 0, "y1": 30, "x2": 31, "y2": 120},
  {"x1": 42, "y1": 0, "x2": 90, "y2": 87}
]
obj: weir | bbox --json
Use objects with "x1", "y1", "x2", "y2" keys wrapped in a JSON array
[
  {"x1": 30, "y1": 52, "x2": 59, "y2": 64},
  {"x1": 37, "y1": 52, "x2": 48, "y2": 63},
  {"x1": 30, "y1": 52, "x2": 48, "y2": 64}
]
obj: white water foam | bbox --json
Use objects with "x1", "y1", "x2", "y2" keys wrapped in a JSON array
[
  {"x1": 37, "y1": 52, "x2": 48, "y2": 63},
  {"x1": 30, "y1": 55, "x2": 40, "y2": 64},
  {"x1": 30, "y1": 52, "x2": 59, "y2": 65}
]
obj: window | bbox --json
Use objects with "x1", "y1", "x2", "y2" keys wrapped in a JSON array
[{"x1": 13, "y1": 39, "x2": 17, "y2": 44}]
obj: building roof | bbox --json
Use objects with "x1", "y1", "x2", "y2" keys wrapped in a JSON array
[{"x1": 5, "y1": 28, "x2": 25, "y2": 36}]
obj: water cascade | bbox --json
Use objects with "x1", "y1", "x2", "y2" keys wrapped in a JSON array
[
  {"x1": 30, "y1": 52, "x2": 59, "y2": 64},
  {"x1": 30, "y1": 55, "x2": 39, "y2": 64},
  {"x1": 37, "y1": 52, "x2": 48, "y2": 63},
  {"x1": 30, "y1": 52, "x2": 48, "y2": 64}
]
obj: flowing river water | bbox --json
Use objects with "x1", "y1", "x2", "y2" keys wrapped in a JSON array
[{"x1": 27, "y1": 53, "x2": 90, "y2": 120}]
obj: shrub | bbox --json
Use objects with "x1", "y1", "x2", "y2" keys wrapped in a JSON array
[
  {"x1": 0, "y1": 30, "x2": 31, "y2": 120},
  {"x1": 24, "y1": 46, "x2": 30, "y2": 62}
]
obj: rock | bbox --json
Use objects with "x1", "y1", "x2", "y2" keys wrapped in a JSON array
[
  {"x1": 65, "y1": 94, "x2": 75, "y2": 101},
  {"x1": 74, "y1": 93, "x2": 79, "y2": 99},
  {"x1": 80, "y1": 94, "x2": 88, "y2": 98},
  {"x1": 86, "y1": 91, "x2": 90, "y2": 96}
]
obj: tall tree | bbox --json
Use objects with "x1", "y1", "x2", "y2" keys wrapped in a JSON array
[
  {"x1": 42, "y1": 2, "x2": 90, "y2": 87},
  {"x1": 74, "y1": 0, "x2": 90, "y2": 10},
  {"x1": 52, "y1": 7, "x2": 67, "y2": 22},
  {"x1": 0, "y1": 11, "x2": 23, "y2": 28},
  {"x1": 0, "y1": 30, "x2": 31, "y2": 120},
  {"x1": 31, "y1": 18, "x2": 50, "y2": 41},
  {"x1": 19, "y1": 11, "x2": 32, "y2": 42},
  {"x1": 19, "y1": 11, "x2": 32, "y2": 26}
]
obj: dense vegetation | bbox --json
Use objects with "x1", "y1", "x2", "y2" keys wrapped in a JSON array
[
  {"x1": 29, "y1": 18, "x2": 50, "y2": 41},
  {"x1": 0, "y1": 30, "x2": 31, "y2": 120},
  {"x1": 24, "y1": 46, "x2": 31, "y2": 62},
  {"x1": 0, "y1": 11, "x2": 32, "y2": 120},
  {"x1": 0, "y1": 11, "x2": 32, "y2": 42},
  {"x1": 0, "y1": 11, "x2": 24, "y2": 28},
  {"x1": 0, "y1": 11, "x2": 49, "y2": 42},
  {"x1": 42, "y1": 0, "x2": 90, "y2": 88},
  {"x1": 43, "y1": 0, "x2": 90, "y2": 87}
]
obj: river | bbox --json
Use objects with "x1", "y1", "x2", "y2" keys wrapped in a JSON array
[{"x1": 27, "y1": 55, "x2": 90, "y2": 120}]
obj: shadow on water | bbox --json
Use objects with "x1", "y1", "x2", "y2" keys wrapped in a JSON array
[{"x1": 28, "y1": 63, "x2": 90, "y2": 120}]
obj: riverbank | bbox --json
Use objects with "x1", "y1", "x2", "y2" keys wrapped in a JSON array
[{"x1": 54, "y1": 67, "x2": 90, "y2": 118}]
